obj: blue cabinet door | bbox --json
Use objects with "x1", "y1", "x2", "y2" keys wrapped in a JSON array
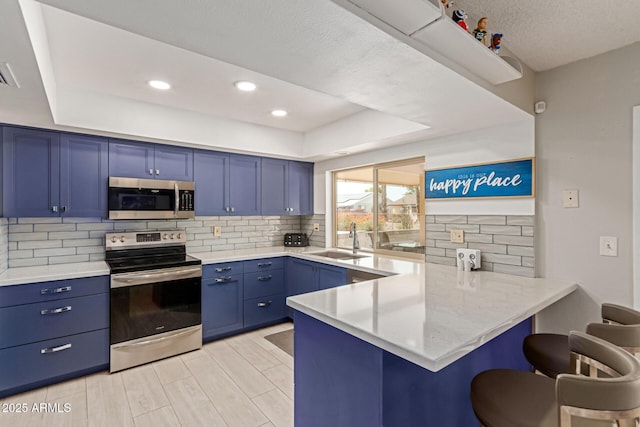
[
  {"x1": 229, "y1": 154, "x2": 261, "y2": 215},
  {"x1": 317, "y1": 263, "x2": 347, "y2": 290},
  {"x1": 154, "y1": 145, "x2": 193, "y2": 181},
  {"x1": 289, "y1": 161, "x2": 314, "y2": 215},
  {"x1": 2, "y1": 127, "x2": 60, "y2": 217},
  {"x1": 202, "y1": 263, "x2": 244, "y2": 340},
  {"x1": 261, "y1": 158, "x2": 288, "y2": 215},
  {"x1": 194, "y1": 150, "x2": 229, "y2": 216},
  {"x1": 286, "y1": 258, "x2": 317, "y2": 296},
  {"x1": 59, "y1": 134, "x2": 108, "y2": 217},
  {"x1": 108, "y1": 139, "x2": 155, "y2": 179}
]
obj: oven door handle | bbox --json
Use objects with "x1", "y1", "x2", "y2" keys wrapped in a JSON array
[
  {"x1": 112, "y1": 327, "x2": 200, "y2": 349},
  {"x1": 111, "y1": 266, "x2": 202, "y2": 288}
]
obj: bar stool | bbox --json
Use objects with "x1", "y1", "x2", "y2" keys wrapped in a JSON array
[
  {"x1": 470, "y1": 331, "x2": 640, "y2": 427},
  {"x1": 523, "y1": 303, "x2": 640, "y2": 378}
]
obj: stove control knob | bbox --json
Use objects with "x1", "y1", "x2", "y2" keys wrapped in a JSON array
[
  {"x1": 119, "y1": 236, "x2": 125, "y2": 243},
  {"x1": 163, "y1": 233, "x2": 168, "y2": 240},
  {"x1": 170, "y1": 233, "x2": 175, "y2": 239},
  {"x1": 110, "y1": 236, "x2": 118, "y2": 243}
]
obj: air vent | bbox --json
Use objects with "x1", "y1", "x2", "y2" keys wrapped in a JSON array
[{"x1": 0, "y1": 62, "x2": 20, "y2": 88}]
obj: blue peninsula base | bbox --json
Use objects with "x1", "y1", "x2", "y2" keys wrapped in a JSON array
[{"x1": 293, "y1": 311, "x2": 532, "y2": 426}]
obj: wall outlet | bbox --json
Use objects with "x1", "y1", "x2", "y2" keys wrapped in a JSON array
[
  {"x1": 450, "y1": 229, "x2": 464, "y2": 243},
  {"x1": 213, "y1": 226, "x2": 222, "y2": 237},
  {"x1": 313, "y1": 223, "x2": 320, "y2": 232},
  {"x1": 562, "y1": 189, "x2": 579, "y2": 208},
  {"x1": 599, "y1": 236, "x2": 618, "y2": 256}
]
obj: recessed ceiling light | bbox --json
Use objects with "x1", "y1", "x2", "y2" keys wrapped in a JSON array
[
  {"x1": 271, "y1": 109, "x2": 288, "y2": 117},
  {"x1": 148, "y1": 80, "x2": 171, "y2": 90},
  {"x1": 234, "y1": 81, "x2": 257, "y2": 92}
]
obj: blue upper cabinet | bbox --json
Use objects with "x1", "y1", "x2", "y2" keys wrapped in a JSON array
[
  {"x1": 229, "y1": 154, "x2": 261, "y2": 216},
  {"x1": 60, "y1": 134, "x2": 109, "y2": 217},
  {"x1": 261, "y1": 158, "x2": 313, "y2": 215},
  {"x1": 194, "y1": 151, "x2": 261, "y2": 216},
  {"x1": 3, "y1": 127, "x2": 108, "y2": 218},
  {"x1": 109, "y1": 139, "x2": 193, "y2": 181}
]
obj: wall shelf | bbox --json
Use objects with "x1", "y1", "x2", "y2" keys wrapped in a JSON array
[{"x1": 345, "y1": 0, "x2": 523, "y2": 85}]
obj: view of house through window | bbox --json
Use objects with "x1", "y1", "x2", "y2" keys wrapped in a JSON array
[{"x1": 334, "y1": 158, "x2": 425, "y2": 257}]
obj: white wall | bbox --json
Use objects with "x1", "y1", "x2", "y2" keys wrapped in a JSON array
[
  {"x1": 315, "y1": 118, "x2": 535, "y2": 213},
  {"x1": 314, "y1": 119, "x2": 535, "y2": 246},
  {"x1": 535, "y1": 42, "x2": 640, "y2": 334},
  {"x1": 635, "y1": 107, "x2": 640, "y2": 310}
]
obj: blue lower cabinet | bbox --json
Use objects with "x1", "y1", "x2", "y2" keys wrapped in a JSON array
[
  {"x1": 0, "y1": 328, "x2": 109, "y2": 398},
  {"x1": 244, "y1": 269, "x2": 285, "y2": 300},
  {"x1": 0, "y1": 276, "x2": 109, "y2": 308},
  {"x1": 202, "y1": 263, "x2": 244, "y2": 340},
  {"x1": 317, "y1": 264, "x2": 347, "y2": 291},
  {"x1": 244, "y1": 294, "x2": 287, "y2": 328},
  {"x1": 0, "y1": 293, "x2": 109, "y2": 349}
]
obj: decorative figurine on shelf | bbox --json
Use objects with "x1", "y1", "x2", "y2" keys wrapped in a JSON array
[
  {"x1": 473, "y1": 17, "x2": 489, "y2": 46},
  {"x1": 440, "y1": 0, "x2": 454, "y2": 9},
  {"x1": 489, "y1": 33, "x2": 503, "y2": 52},
  {"x1": 452, "y1": 10, "x2": 468, "y2": 31}
]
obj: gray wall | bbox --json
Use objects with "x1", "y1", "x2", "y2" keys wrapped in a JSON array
[{"x1": 535, "y1": 42, "x2": 640, "y2": 333}]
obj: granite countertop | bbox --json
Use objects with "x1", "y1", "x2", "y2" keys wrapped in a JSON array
[{"x1": 287, "y1": 263, "x2": 577, "y2": 372}]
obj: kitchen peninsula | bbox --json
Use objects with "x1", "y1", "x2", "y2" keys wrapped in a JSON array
[{"x1": 287, "y1": 261, "x2": 577, "y2": 426}]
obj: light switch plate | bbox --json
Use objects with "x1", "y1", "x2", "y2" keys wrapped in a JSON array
[
  {"x1": 450, "y1": 229, "x2": 464, "y2": 243},
  {"x1": 213, "y1": 226, "x2": 222, "y2": 237},
  {"x1": 563, "y1": 189, "x2": 579, "y2": 208},
  {"x1": 599, "y1": 236, "x2": 618, "y2": 257}
]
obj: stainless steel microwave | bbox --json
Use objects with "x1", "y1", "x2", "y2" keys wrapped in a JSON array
[{"x1": 108, "y1": 177, "x2": 195, "y2": 220}]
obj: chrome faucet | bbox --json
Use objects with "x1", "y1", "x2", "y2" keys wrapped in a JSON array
[{"x1": 348, "y1": 222, "x2": 360, "y2": 254}]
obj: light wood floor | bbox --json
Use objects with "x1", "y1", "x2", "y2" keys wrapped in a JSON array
[{"x1": 0, "y1": 322, "x2": 294, "y2": 427}]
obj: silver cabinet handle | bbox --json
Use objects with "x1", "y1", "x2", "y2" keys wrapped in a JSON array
[
  {"x1": 41, "y1": 343, "x2": 72, "y2": 354},
  {"x1": 174, "y1": 181, "x2": 179, "y2": 218},
  {"x1": 51, "y1": 205, "x2": 59, "y2": 213},
  {"x1": 41, "y1": 306, "x2": 71, "y2": 315},
  {"x1": 257, "y1": 262, "x2": 272, "y2": 268},
  {"x1": 61, "y1": 206, "x2": 68, "y2": 212},
  {"x1": 156, "y1": 169, "x2": 160, "y2": 175},
  {"x1": 257, "y1": 301, "x2": 272, "y2": 308},
  {"x1": 214, "y1": 267, "x2": 232, "y2": 272},
  {"x1": 41, "y1": 286, "x2": 72, "y2": 295},
  {"x1": 257, "y1": 275, "x2": 272, "y2": 281},
  {"x1": 230, "y1": 207, "x2": 235, "y2": 212},
  {"x1": 149, "y1": 169, "x2": 154, "y2": 175},
  {"x1": 214, "y1": 276, "x2": 233, "y2": 283}
]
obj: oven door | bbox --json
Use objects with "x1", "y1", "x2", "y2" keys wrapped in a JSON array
[{"x1": 110, "y1": 265, "x2": 202, "y2": 345}]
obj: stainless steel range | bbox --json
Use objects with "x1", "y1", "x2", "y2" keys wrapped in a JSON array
[{"x1": 105, "y1": 230, "x2": 202, "y2": 373}]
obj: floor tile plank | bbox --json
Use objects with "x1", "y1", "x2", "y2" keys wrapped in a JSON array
[
  {"x1": 184, "y1": 354, "x2": 268, "y2": 427},
  {"x1": 152, "y1": 357, "x2": 191, "y2": 385},
  {"x1": 204, "y1": 340, "x2": 276, "y2": 398},
  {"x1": 252, "y1": 388, "x2": 294, "y2": 427},
  {"x1": 163, "y1": 376, "x2": 228, "y2": 427},
  {"x1": 133, "y1": 406, "x2": 178, "y2": 427},
  {"x1": 262, "y1": 364, "x2": 294, "y2": 400},
  {"x1": 41, "y1": 391, "x2": 87, "y2": 427},
  {"x1": 86, "y1": 371, "x2": 134, "y2": 427},
  {"x1": 121, "y1": 365, "x2": 169, "y2": 418}
]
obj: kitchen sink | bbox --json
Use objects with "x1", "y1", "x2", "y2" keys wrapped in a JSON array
[{"x1": 311, "y1": 251, "x2": 369, "y2": 260}]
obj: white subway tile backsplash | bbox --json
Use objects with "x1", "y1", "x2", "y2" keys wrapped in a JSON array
[
  {"x1": 6, "y1": 215, "x2": 305, "y2": 267},
  {"x1": 428, "y1": 215, "x2": 535, "y2": 278}
]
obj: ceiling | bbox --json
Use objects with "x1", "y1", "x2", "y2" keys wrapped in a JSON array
[{"x1": 2, "y1": 0, "x2": 637, "y2": 160}]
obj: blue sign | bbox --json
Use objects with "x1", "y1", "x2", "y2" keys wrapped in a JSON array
[{"x1": 425, "y1": 158, "x2": 534, "y2": 199}]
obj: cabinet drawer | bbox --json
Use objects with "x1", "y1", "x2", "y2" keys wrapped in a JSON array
[
  {"x1": 0, "y1": 276, "x2": 109, "y2": 308},
  {"x1": 243, "y1": 294, "x2": 286, "y2": 328},
  {"x1": 0, "y1": 328, "x2": 109, "y2": 398},
  {"x1": 243, "y1": 257, "x2": 283, "y2": 273},
  {"x1": 0, "y1": 293, "x2": 109, "y2": 350},
  {"x1": 243, "y1": 269, "x2": 285, "y2": 300},
  {"x1": 203, "y1": 262, "x2": 244, "y2": 279}
]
